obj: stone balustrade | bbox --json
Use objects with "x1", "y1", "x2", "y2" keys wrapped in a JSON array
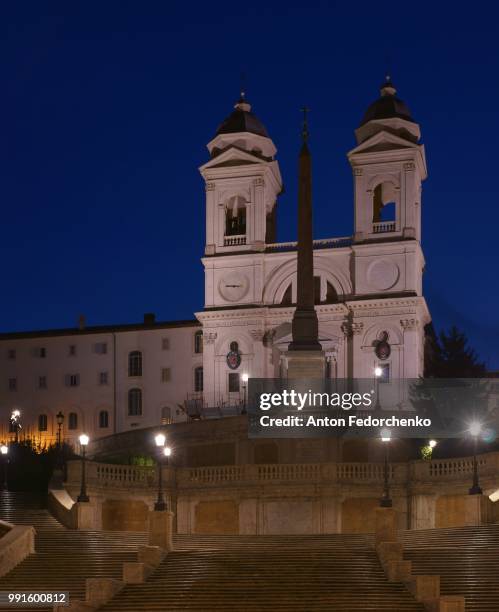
[{"x1": 65, "y1": 450, "x2": 499, "y2": 493}]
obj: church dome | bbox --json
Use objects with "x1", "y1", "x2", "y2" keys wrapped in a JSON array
[
  {"x1": 215, "y1": 95, "x2": 269, "y2": 138},
  {"x1": 360, "y1": 77, "x2": 415, "y2": 126}
]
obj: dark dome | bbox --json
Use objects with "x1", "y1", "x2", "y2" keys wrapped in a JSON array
[
  {"x1": 360, "y1": 79, "x2": 415, "y2": 126},
  {"x1": 216, "y1": 98, "x2": 269, "y2": 138}
]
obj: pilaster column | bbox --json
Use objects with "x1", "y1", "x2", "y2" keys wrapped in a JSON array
[
  {"x1": 400, "y1": 318, "x2": 419, "y2": 378},
  {"x1": 203, "y1": 331, "x2": 217, "y2": 407}
]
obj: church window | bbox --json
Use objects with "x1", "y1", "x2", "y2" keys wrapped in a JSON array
[
  {"x1": 99, "y1": 410, "x2": 109, "y2": 428},
  {"x1": 128, "y1": 388, "x2": 142, "y2": 416},
  {"x1": 68, "y1": 412, "x2": 78, "y2": 430},
  {"x1": 225, "y1": 196, "x2": 246, "y2": 236},
  {"x1": 194, "y1": 366, "x2": 204, "y2": 393},
  {"x1": 38, "y1": 414, "x2": 48, "y2": 432},
  {"x1": 128, "y1": 351, "x2": 142, "y2": 377},
  {"x1": 194, "y1": 330, "x2": 203, "y2": 354}
]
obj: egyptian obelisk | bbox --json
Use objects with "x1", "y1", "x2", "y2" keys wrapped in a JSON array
[{"x1": 286, "y1": 109, "x2": 325, "y2": 378}]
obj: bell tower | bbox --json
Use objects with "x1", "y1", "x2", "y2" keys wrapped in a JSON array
[
  {"x1": 199, "y1": 93, "x2": 282, "y2": 256},
  {"x1": 348, "y1": 77, "x2": 427, "y2": 243}
]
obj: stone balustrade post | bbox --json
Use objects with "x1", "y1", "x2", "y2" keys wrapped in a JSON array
[{"x1": 148, "y1": 510, "x2": 174, "y2": 551}]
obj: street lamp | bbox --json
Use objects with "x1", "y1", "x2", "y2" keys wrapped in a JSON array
[
  {"x1": 11, "y1": 409, "x2": 21, "y2": 442},
  {"x1": 429, "y1": 439, "x2": 437, "y2": 449},
  {"x1": 469, "y1": 421, "x2": 483, "y2": 495},
  {"x1": 380, "y1": 429, "x2": 392, "y2": 507},
  {"x1": 374, "y1": 367, "x2": 382, "y2": 410},
  {"x1": 77, "y1": 434, "x2": 90, "y2": 502},
  {"x1": 56, "y1": 412, "x2": 64, "y2": 470},
  {"x1": 0, "y1": 445, "x2": 8, "y2": 490},
  {"x1": 241, "y1": 373, "x2": 249, "y2": 415},
  {"x1": 154, "y1": 433, "x2": 167, "y2": 511}
]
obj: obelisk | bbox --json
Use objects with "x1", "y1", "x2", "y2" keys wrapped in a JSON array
[{"x1": 286, "y1": 108, "x2": 325, "y2": 378}]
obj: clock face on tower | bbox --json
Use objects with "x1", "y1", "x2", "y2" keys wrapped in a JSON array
[{"x1": 218, "y1": 271, "x2": 250, "y2": 302}]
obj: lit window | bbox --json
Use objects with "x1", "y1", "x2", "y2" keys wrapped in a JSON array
[
  {"x1": 99, "y1": 371, "x2": 108, "y2": 385},
  {"x1": 161, "y1": 406, "x2": 172, "y2": 425},
  {"x1": 377, "y1": 363, "x2": 390, "y2": 383},
  {"x1": 68, "y1": 412, "x2": 78, "y2": 430},
  {"x1": 194, "y1": 331, "x2": 203, "y2": 354},
  {"x1": 128, "y1": 388, "x2": 142, "y2": 416},
  {"x1": 128, "y1": 351, "x2": 142, "y2": 377},
  {"x1": 161, "y1": 368, "x2": 171, "y2": 383},
  {"x1": 8, "y1": 378, "x2": 17, "y2": 392},
  {"x1": 99, "y1": 410, "x2": 109, "y2": 428},
  {"x1": 194, "y1": 366, "x2": 203, "y2": 392},
  {"x1": 38, "y1": 414, "x2": 48, "y2": 432}
]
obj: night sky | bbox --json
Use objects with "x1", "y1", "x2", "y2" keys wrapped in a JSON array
[{"x1": 2, "y1": 2, "x2": 498, "y2": 367}]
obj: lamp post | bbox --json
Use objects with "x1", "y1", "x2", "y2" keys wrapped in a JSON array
[
  {"x1": 163, "y1": 446, "x2": 172, "y2": 511},
  {"x1": 56, "y1": 412, "x2": 64, "y2": 470},
  {"x1": 77, "y1": 434, "x2": 90, "y2": 502},
  {"x1": 0, "y1": 445, "x2": 8, "y2": 490},
  {"x1": 374, "y1": 367, "x2": 382, "y2": 410},
  {"x1": 241, "y1": 373, "x2": 249, "y2": 415},
  {"x1": 469, "y1": 422, "x2": 483, "y2": 495},
  {"x1": 154, "y1": 433, "x2": 167, "y2": 511},
  {"x1": 380, "y1": 429, "x2": 392, "y2": 507},
  {"x1": 11, "y1": 410, "x2": 21, "y2": 443}
]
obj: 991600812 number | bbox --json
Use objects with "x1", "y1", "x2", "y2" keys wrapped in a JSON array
[{"x1": 0, "y1": 592, "x2": 68, "y2": 607}]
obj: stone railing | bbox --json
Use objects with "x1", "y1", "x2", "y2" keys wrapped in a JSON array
[
  {"x1": 372, "y1": 220, "x2": 396, "y2": 233},
  {"x1": 266, "y1": 236, "x2": 352, "y2": 252},
  {"x1": 65, "y1": 451, "x2": 499, "y2": 493},
  {"x1": 223, "y1": 234, "x2": 246, "y2": 246}
]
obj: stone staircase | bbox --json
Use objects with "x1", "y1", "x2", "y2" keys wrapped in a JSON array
[
  {"x1": 0, "y1": 491, "x2": 147, "y2": 611},
  {"x1": 403, "y1": 524, "x2": 499, "y2": 612},
  {"x1": 101, "y1": 534, "x2": 424, "y2": 611}
]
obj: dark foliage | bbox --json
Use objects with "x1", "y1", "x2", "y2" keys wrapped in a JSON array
[{"x1": 424, "y1": 324, "x2": 487, "y2": 378}]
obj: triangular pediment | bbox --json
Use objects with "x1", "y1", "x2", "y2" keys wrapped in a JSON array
[
  {"x1": 200, "y1": 146, "x2": 265, "y2": 171},
  {"x1": 348, "y1": 130, "x2": 419, "y2": 157}
]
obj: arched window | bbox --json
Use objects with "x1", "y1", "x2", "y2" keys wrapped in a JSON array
[
  {"x1": 68, "y1": 412, "x2": 78, "y2": 430},
  {"x1": 225, "y1": 196, "x2": 246, "y2": 236},
  {"x1": 372, "y1": 182, "x2": 397, "y2": 232},
  {"x1": 161, "y1": 406, "x2": 172, "y2": 425},
  {"x1": 128, "y1": 388, "x2": 142, "y2": 416},
  {"x1": 38, "y1": 414, "x2": 48, "y2": 432},
  {"x1": 194, "y1": 330, "x2": 203, "y2": 354},
  {"x1": 128, "y1": 351, "x2": 142, "y2": 377},
  {"x1": 194, "y1": 367, "x2": 203, "y2": 393},
  {"x1": 99, "y1": 410, "x2": 109, "y2": 428}
]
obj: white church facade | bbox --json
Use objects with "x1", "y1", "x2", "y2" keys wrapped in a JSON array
[{"x1": 0, "y1": 78, "x2": 431, "y2": 446}]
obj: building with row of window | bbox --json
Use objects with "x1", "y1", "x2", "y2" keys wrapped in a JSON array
[{"x1": 0, "y1": 77, "x2": 431, "y2": 444}]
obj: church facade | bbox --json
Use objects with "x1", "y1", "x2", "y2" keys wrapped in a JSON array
[{"x1": 0, "y1": 79, "x2": 431, "y2": 445}]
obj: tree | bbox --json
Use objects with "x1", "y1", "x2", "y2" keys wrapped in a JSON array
[{"x1": 424, "y1": 324, "x2": 486, "y2": 378}]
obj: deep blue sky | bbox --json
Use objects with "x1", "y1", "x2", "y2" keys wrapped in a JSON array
[{"x1": 2, "y1": 1, "x2": 498, "y2": 367}]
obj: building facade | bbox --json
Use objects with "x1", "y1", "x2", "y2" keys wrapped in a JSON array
[{"x1": 0, "y1": 78, "x2": 431, "y2": 444}]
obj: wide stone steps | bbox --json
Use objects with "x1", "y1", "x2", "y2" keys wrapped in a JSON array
[
  {"x1": 0, "y1": 492, "x2": 147, "y2": 611},
  {"x1": 403, "y1": 524, "x2": 499, "y2": 612},
  {"x1": 102, "y1": 538, "x2": 424, "y2": 612}
]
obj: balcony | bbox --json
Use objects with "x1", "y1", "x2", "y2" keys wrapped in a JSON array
[
  {"x1": 372, "y1": 221, "x2": 396, "y2": 234},
  {"x1": 224, "y1": 234, "x2": 246, "y2": 247}
]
